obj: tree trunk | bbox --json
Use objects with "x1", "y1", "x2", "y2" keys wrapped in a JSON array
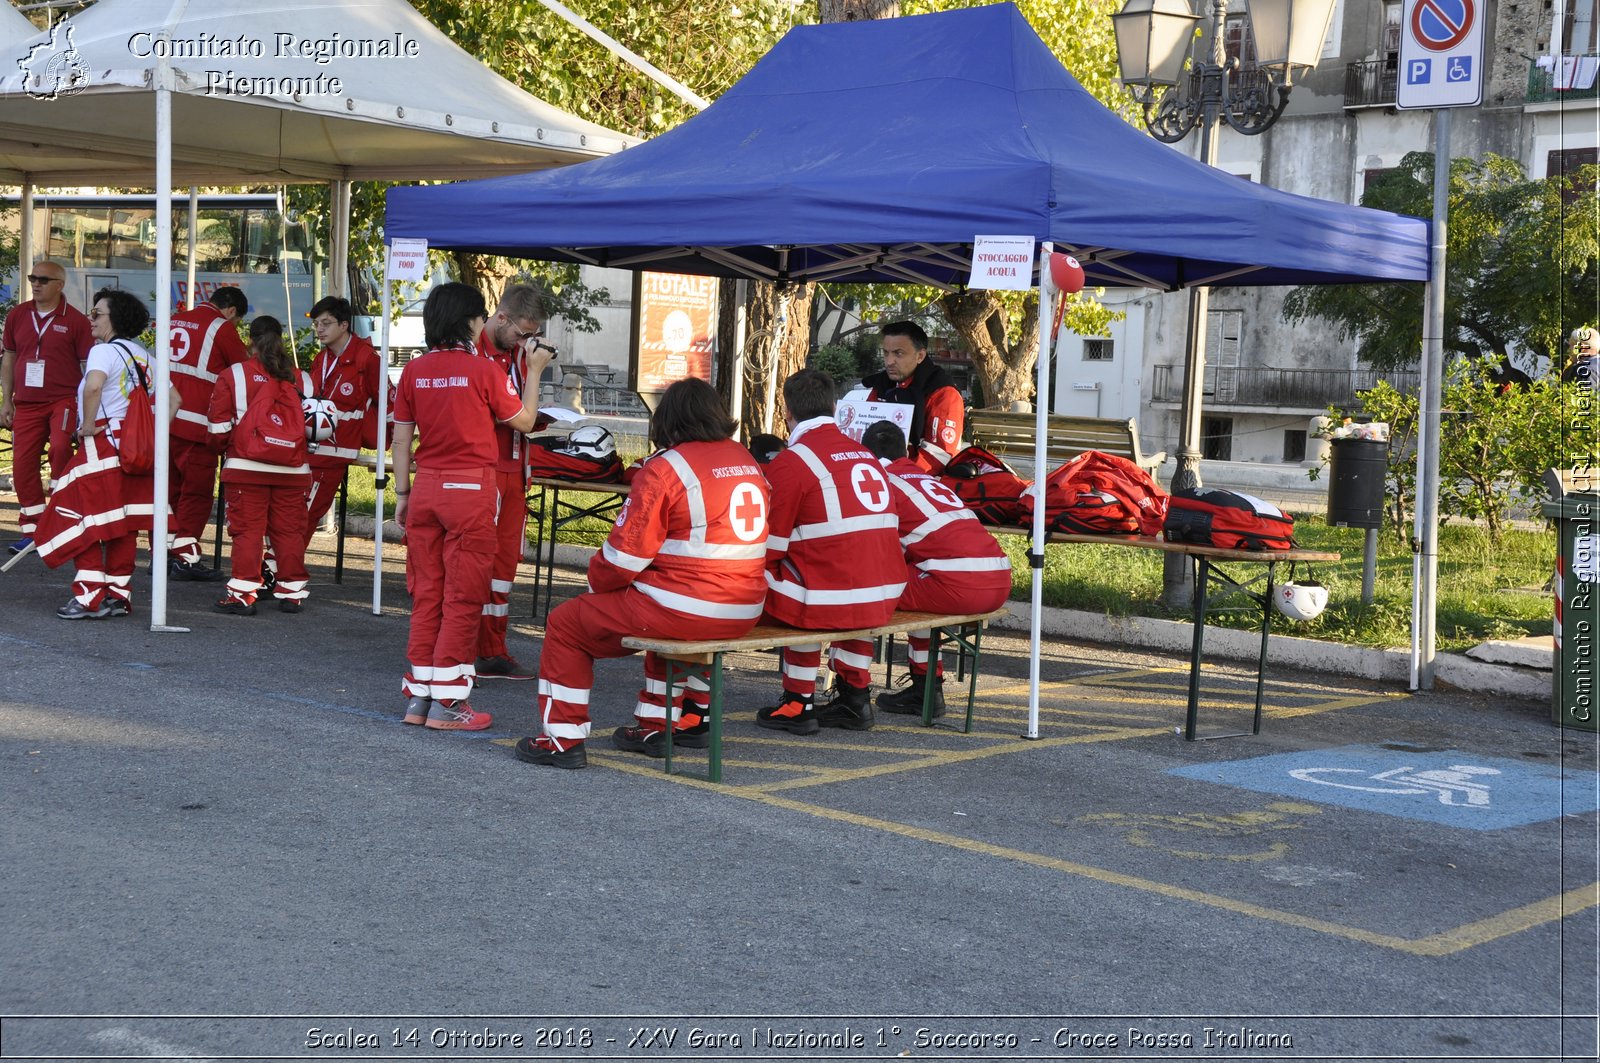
[
  {"x1": 451, "y1": 251, "x2": 518, "y2": 310},
  {"x1": 739, "y1": 281, "x2": 815, "y2": 440},
  {"x1": 938, "y1": 289, "x2": 1041, "y2": 409},
  {"x1": 818, "y1": 0, "x2": 900, "y2": 19}
]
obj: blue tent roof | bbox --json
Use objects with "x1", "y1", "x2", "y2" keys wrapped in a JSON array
[{"x1": 386, "y1": 3, "x2": 1428, "y2": 290}]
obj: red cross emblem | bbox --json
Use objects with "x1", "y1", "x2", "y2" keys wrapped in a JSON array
[
  {"x1": 730, "y1": 482, "x2": 766, "y2": 542},
  {"x1": 851, "y1": 463, "x2": 890, "y2": 512}
]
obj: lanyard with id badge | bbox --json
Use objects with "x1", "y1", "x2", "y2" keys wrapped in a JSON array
[{"x1": 25, "y1": 308, "x2": 57, "y2": 390}]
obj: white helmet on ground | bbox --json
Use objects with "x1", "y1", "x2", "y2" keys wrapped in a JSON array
[
  {"x1": 303, "y1": 397, "x2": 337, "y2": 443},
  {"x1": 1274, "y1": 581, "x2": 1329, "y2": 622}
]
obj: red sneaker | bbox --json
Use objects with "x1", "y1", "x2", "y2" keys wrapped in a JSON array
[{"x1": 424, "y1": 701, "x2": 492, "y2": 731}]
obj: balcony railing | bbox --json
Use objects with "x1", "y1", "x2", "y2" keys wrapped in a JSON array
[
  {"x1": 1528, "y1": 56, "x2": 1600, "y2": 103},
  {"x1": 1344, "y1": 59, "x2": 1398, "y2": 108},
  {"x1": 1151, "y1": 365, "x2": 1421, "y2": 409}
]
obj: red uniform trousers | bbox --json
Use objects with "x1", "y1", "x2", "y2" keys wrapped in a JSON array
[
  {"x1": 12, "y1": 397, "x2": 75, "y2": 536},
  {"x1": 402, "y1": 466, "x2": 498, "y2": 704},
  {"x1": 223, "y1": 482, "x2": 310, "y2": 605},
  {"x1": 763, "y1": 604, "x2": 875, "y2": 700},
  {"x1": 169, "y1": 437, "x2": 222, "y2": 564},
  {"x1": 538, "y1": 587, "x2": 755, "y2": 750},
  {"x1": 71, "y1": 535, "x2": 137, "y2": 610},
  {"x1": 897, "y1": 569, "x2": 1012, "y2": 677},
  {"x1": 475, "y1": 466, "x2": 528, "y2": 659},
  {"x1": 305, "y1": 463, "x2": 349, "y2": 533}
]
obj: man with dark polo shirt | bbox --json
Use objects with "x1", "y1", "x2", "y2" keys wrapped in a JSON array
[
  {"x1": 862, "y1": 320, "x2": 964, "y2": 473},
  {"x1": 0, "y1": 262, "x2": 94, "y2": 553}
]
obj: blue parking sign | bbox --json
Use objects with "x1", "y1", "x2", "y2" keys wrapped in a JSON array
[{"x1": 1407, "y1": 58, "x2": 1432, "y2": 84}]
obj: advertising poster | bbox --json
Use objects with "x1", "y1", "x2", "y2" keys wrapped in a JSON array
[{"x1": 631, "y1": 272, "x2": 719, "y2": 398}]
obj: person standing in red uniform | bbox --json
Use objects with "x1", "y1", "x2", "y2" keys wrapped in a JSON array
[
  {"x1": 0, "y1": 261, "x2": 94, "y2": 553},
  {"x1": 35, "y1": 289, "x2": 172, "y2": 617},
  {"x1": 756, "y1": 369, "x2": 907, "y2": 736},
  {"x1": 862, "y1": 320, "x2": 964, "y2": 473},
  {"x1": 304, "y1": 296, "x2": 381, "y2": 538},
  {"x1": 515, "y1": 378, "x2": 770, "y2": 769},
  {"x1": 861, "y1": 420, "x2": 1013, "y2": 721},
  {"x1": 391, "y1": 283, "x2": 550, "y2": 732},
  {"x1": 167, "y1": 286, "x2": 249, "y2": 581},
  {"x1": 472, "y1": 284, "x2": 551, "y2": 682},
  {"x1": 206, "y1": 316, "x2": 314, "y2": 616}
]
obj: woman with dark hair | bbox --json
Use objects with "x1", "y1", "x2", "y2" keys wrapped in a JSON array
[
  {"x1": 515, "y1": 377, "x2": 770, "y2": 768},
  {"x1": 204, "y1": 316, "x2": 314, "y2": 615},
  {"x1": 391, "y1": 282, "x2": 551, "y2": 731},
  {"x1": 36, "y1": 288, "x2": 174, "y2": 618}
]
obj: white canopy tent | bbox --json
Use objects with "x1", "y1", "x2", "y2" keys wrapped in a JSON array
[{"x1": 0, "y1": 0, "x2": 633, "y2": 629}]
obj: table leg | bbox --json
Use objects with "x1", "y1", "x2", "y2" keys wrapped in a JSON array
[
  {"x1": 1184, "y1": 556, "x2": 1209, "y2": 741},
  {"x1": 333, "y1": 467, "x2": 349, "y2": 585}
]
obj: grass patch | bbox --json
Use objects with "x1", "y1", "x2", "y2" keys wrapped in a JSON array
[{"x1": 337, "y1": 459, "x2": 1560, "y2": 655}]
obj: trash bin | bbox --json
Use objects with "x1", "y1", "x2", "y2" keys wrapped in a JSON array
[
  {"x1": 1545, "y1": 490, "x2": 1600, "y2": 731},
  {"x1": 1327, "y1": 437, "x2": 1389, "y2": 529}
]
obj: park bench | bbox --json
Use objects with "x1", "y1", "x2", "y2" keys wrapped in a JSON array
[
  {"x1": 622, "y1": 607, "x2": 1007, "y2": 783},
  {"x1": 965, "y1": 408, "x2": 1166, "y2": 473}
]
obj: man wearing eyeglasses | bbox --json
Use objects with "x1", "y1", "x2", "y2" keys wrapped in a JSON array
[
  {"x1": 304, "y1": 295, "x2": 382, "y2": 542},
  {"x1": 0, "y1": 262, "x2": 94, "y2": 554},
  {"x1": 472, "y1": 283, "x2": 555, "y2": 681}
]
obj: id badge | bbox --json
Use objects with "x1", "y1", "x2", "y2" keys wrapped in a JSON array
[{"x1": 23, "y1": 360, "x2": 43, "y2": 389}]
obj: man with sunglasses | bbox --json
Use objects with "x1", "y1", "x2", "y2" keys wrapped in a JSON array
[
  {"x1": 472, "y1": 283, "x2": 555, "y2": 681},
  {"x1": 0, "y1": 263, "x2": 94, "y2": 554},
  {"x1": 304, "y1": 295, "x2": 382, "y2": 543}
]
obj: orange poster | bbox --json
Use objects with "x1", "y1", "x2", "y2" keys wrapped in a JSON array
[{"x1": 632, "y1": 272, "x2": 719, "y2": 394}]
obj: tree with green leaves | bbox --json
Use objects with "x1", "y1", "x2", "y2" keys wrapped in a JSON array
[{"x1": 1284, "y1": 152, "x2": 1600, "y2": 373}]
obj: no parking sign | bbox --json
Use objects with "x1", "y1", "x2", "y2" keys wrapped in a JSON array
[{"x1": 1396, "y1": 0, "x2": 1485, "y2": 108}]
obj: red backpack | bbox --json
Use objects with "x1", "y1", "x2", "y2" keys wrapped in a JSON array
[
  {"x1": 938, "y1": 445, "x2": 1031, "y2": 526},
  {"x1": 1164, "y1": 487, "x2": 1295, "y2": 551},
  {"x1": 1024, "y1": 451, "x2": 1168, "y2": 536},
  {"x1": 525, "y1": 424, "x2": 624, "y2": 483},
  {"x1": 229, "y1": 364, "x2": 308, "y2": 467}
]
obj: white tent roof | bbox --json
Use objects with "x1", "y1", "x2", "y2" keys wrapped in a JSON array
[
  {"x1": 0, "y1": 3, "x2": 35, "y2": 48},
  {"x1": 0, "y1": 0, "x2": 635, "y2": 185}
]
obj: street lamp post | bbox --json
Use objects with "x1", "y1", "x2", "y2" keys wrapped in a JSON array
[{"x1": 1112, "y1": 0, "x2": 1337, "y2": 606}]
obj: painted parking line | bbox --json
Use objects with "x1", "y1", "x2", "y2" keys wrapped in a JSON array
[
  {"x1": 590, "y1": 752, "x2": 1599, "y2": 957},
  {"x1": 1170, "y1": 745, "x2": 1600, "y2": 830}
]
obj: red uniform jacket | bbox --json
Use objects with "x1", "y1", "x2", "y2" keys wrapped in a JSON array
[
  {"x1": 306, "y1": 334, "x2": 381, "y2": 467},
  {"x1": 588, "y1": 438, "x2": 770, "y2": 623},
  {"x1": 169, "y1": 303, "x2": 248, "y2": 444},
  {"x1": 763, "y1": 417, "x2": 907, "y2": 629},
  {"x1": 475, "y1": 331, "x2": 529, "y2": 479},
  {"x1": 865, "y1": 378, "x2": 963, "y2": 473},
  {"x1": 882, "y1": 457, "x2": 1012, "y2": 577},
  {"x1": 207, "y1": 360, "x2": 313, "y2": 487}
]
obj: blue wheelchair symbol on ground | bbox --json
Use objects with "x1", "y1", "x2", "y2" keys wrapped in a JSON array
[{"x1": 1169, "y1": 745, "x2": 1596, "y2": 830}]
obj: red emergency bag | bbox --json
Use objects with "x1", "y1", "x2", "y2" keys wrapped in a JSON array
[
  {"x1": 1163, "y1": 487, "x2": 1295, "y2": 551},
  {"x1": 938, "y1": 445, "x2": 1030, "y2": 526},
  {"x1": 1023, "y1": 450, "x2": 1168, "y2": 536},
  {"x1": 525, "y1": 424, "x2": 623, "y2": 483}
]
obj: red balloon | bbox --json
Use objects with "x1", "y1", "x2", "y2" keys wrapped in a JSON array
[{"x1": 1049, "y1": 252, "x2": 1085, "y2": 294}]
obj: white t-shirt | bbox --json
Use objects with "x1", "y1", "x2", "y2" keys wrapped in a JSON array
[{"x1": 79, "y1": 339, "x2": 149, "y2": 427}]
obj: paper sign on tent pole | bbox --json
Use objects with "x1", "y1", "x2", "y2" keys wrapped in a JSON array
[
  {"x1": 387, "y1": 238, "x2": 429, "y2": 282},
  {"x1": 968, "y1": 235, "x2": 1036, "y2": 290}
]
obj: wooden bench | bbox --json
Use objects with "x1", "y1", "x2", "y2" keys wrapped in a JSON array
[
  {"x1": 621, "y1": 607, "x2": 1007, "y2": 783},
  {"x1": 965, "y1": 408, "x2": 1166, "y2": 473}
]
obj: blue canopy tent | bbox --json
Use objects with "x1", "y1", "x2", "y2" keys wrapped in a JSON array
[
  {"x1": 384, "y1": 3, "x2": 1430, "y2": 736},
  {"x1": 386, "y1": 4, "x2": 1427, "y2": 290}
]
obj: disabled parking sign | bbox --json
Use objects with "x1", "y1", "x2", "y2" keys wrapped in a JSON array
[{"x1": 1396, "y1": 0, "x2": 1484, "y2": 108}]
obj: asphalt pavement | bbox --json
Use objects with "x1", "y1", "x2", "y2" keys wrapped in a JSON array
[{"x1": 1, "y1": 515, "x2": 1596, "y2": 1063}]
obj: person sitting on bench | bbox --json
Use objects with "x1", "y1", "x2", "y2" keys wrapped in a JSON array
[
  {"x1": 861, "y1": 420, "x2": 1013, "y2": 719},
  {"x1": 515, "y1": 378, "x2": 771, "y2": 769},
  {"x1": 756, "y1": 369, "x2": 907, "y2": 735}
]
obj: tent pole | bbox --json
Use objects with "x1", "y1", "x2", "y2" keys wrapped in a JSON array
[
  {"x1": 373, "y1": 247, "x2": 393, "y2": 615},
  {"x1": 1025, "y1": 243, "x2": 1057, "y2": 740},
  {"x1": 729, "y1": 278, "x2": 748, "y2": 430},
  {"x1": 331, "y1": 179, "x2": 351, "y2": 298},
  {"x1": 185, "y1": 187, "x2": 197, "y2": 310},
  {"x1": 150, "y1": 73, "x2": 183, "y2": 632},
  {"x1": 18, "y1": 176, "x2": 33, "y2": 281}
]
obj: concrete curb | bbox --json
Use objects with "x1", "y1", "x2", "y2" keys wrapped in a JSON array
[{"x1": 337, "y1": 516, "x2": 1549, "y2": 702}]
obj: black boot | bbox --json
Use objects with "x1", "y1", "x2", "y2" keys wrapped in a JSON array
[
  {"x1": 877, "y1": 672, "x2": 945, "y2": 719},
  {"x1": 816, "y1": 679, "x2": 874, "y2": 731}
]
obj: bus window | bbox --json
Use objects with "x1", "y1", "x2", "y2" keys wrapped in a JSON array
[
  {"x1": 109, "y1": 208, "x2": 155, "y2": 269},
  {"x1": 48, "y1": 206, "x2": 111, "y2": 269}
]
